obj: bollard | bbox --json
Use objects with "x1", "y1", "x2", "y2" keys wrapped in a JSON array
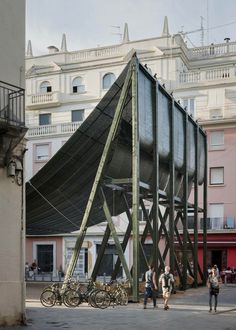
[{"x1": 103, "y1": 273, "x2": 106, "y2": 284}]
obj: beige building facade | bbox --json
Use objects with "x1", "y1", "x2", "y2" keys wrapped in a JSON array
[{"x1": 0, "y1": 0, "x2": 26, "y2": 325}]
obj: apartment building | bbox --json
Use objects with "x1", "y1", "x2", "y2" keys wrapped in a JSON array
[{"x1": 25, "y1": 18, "x2": 236, "y2": 277}]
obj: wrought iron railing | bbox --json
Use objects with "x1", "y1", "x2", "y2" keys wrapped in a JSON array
[{"x1": 0, "y1": 80, "x2": 25, "y2": 127}]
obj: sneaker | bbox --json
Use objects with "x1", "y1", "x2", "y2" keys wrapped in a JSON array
[
  {"x1": 164, "y1": 306, "x2": 168, "y2": 310},
  {"x1": 144, "y1": 305, "x2": 147, "y2": 309},
  {"x1": 209, "y1": 308, "x2": 212, "y2": 313},
  {"x1": 166, "y1": 305, "x2": 170, "y2": 310},
  {"x1": 214, "y1": 309, "x2": 217, "y2": 313}
]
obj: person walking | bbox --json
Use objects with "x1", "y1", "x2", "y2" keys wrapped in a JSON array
[
  {"x1": 208, "y1": 267, "x2": 221, "y2": 312},
  {"x1": 159, "y1": 266, "x2": 174, "y2": 310},
  {"x1": 143, "y1": 264, "x2": 158, "y2": 309}
]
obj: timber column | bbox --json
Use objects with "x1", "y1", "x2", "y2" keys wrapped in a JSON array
[{"x1": 131, "y1": 58, "x2": 140, "y2": 301}]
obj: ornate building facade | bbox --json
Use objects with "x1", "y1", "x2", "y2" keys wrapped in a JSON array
[{"x1": 25, "y1": 18, "x2": 236, "y2": 278}]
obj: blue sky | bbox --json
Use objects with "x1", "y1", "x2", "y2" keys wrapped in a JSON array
[{"x1": 26, "y1": 0, "x2": 236, "y2": 55}]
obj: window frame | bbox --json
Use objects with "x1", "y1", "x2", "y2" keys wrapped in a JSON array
[
  {"x1": 72, "y1": 76, "x2": 85, "y2": 94},
  {"x1": 39, "y1": 113, "x2": 51, "y2": 126},
  {"x1": 181, "y1": 98, "x2": 195, "y2": 117},
  {"x1": 209, "y1": 130, "x2": 224, "y2": 150},
  {"x1": 34, "y1": 143, "x2": 51, "y2": 162},
  {"x1": 71, "y1": 109, "x2": 84, "y2": 122},
  {"x1": 102, "y1": 72, "x2": 116, "y2": 90},
  {"x1": 40, "y1": 81, "x2": 52, "y2": 93},
  {"x1": 209, "y1": 166, "x2": 224, "y2": 185}
]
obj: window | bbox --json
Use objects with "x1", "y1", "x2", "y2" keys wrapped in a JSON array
[
  {"x1": 35, "y1": 144, "x2": 50, "y2": 161},
  {"x1": 210, "y1": 167, "x2": 224, "y2": 185},
  {"x1": 40, "y1": 81, "x2": 52, "y2": 93},
  {"x1": 39, "y1": 113, "x2": 51, "y2": 126},
  {"x1": 102, "y1": 73, "x2": 116, "y2": 90},
  {"x1": 71, "y1": 110, "x2": 84, "y2": 122},
  {"x1": 209, "y1": 203, "x2": 224, "y2": 230},
  {"x1": 72, "y1": 77, "x2": 85, "y2": 93},
  {"x1": 182, "y1": 98, "x2": 195, "y2": 117},
  {"x1": 210, "y1": 131, "x2": 224, "y2": 150}
]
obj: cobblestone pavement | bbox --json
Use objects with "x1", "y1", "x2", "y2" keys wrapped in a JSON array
[{"x1": 1, "y1": 285, "x2": 236, "y2": 330}]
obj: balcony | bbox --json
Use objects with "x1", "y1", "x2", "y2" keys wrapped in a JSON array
[
  {"x1": 0, "y1": 80, "x2": 25, "y2": 128},
  {"x1": 66, "y1": 45, "x2": 122, "y2": 62},
  {"x1": 179, "y1": 66, "x2": 236, "y2": 85},
  {"x1": 27, "y1": 91, "x2": 61, "y2": 109},
  {"x1": 189, "y1": 41, "x2": 236, "y2": 59},
  {"x1": 199, "y1": 217, "x2": 235, "y2": 230},
  {"x1": 26, "y1": 121, "x2": 81, "y2": 137}
]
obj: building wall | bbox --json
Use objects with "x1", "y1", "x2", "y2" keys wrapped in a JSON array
[
  {"x1": 0, "y1": 0, "x2": 26, "y2": 325},
  {"x1": 0, "y1": 0, "x2": 25, "y2": 88},
  {"x1": 26, "y1": 237, "x2": 63, "y2": 274},
  {"x1": 227, "y1": 248, "x2": 236, "y2": 268}
]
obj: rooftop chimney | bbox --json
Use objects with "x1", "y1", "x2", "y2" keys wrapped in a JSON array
[{"x1": 47, "y1": 46, "x2": 59, "y2": 54}]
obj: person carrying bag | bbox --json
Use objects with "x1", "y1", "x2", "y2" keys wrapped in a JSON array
[{"x1": 207, "y1": 267, "x2": 221, "y2": 312}]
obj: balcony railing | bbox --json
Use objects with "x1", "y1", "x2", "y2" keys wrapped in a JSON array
[
  {"x1": 26, "y1": 121, "x2": 82, "y2": 137},
  {"x1": 66, "y1": 45, "x2": 121, "y2": 62},
  {"x1": 199, "y1": 217, "x2": 235, "y2": 230},
  {"x1": 179, "y1": 66, "x2": 236, "y2": 84},
  {"x1": 189, "y1": 41, "x2": 236, "y2": 58},
  {"x1": 27, "y1": 92, "x2": 60, "y2": 109},
  {"x1": 0, "y1": 80, "x2": 25, "y2": 127}
]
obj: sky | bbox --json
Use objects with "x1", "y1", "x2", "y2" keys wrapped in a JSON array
[{"x1": 26, "y1": 0, "x2": 236, "y2": 55}]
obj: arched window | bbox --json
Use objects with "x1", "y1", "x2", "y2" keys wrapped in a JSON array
[
  {"x1": 102, "y1": 73, "x2": 116, "y2": 90},
  {"x1": 72, "y1": 77, "x2": 85, "y2": 93},
  {"x1": 40, "y1": 81, "x2": 52, "y2": 93}
]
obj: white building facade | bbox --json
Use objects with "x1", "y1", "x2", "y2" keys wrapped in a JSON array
[{"x1": 25, "y1": 18, "x2": 236, "y2": 277}]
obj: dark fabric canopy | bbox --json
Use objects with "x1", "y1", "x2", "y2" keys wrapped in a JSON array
[
  {"x1": 26, "y1": 64, "x2": 131, "y2": 235},
  {"x1": 26, "y1": 58, "x2": 206, "y2": 235}
]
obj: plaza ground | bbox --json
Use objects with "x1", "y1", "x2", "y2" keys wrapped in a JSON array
[{"x1": 1, "y1": 284, "x2": 235, "y2": 330}]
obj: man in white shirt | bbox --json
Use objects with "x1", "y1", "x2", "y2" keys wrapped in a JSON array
[{"x1": 159, "y1": 265, "x2": 174, "y2": 310}]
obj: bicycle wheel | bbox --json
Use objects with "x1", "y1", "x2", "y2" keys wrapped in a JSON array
[
  {"x1": 40, "y1": 289, "x2": 56, "y2": 307},
  {"x1": 88, "y1": 288, "x2": 99, "y2": 308},
  {"x1": 121, "y1": 291, "x2": 128, "y2": 305},
  {"x1": 94, "y1": 290, "x2": 111, "y2": 309},
  {"x1": 63, "y1": 289, "x2": 81, "y2": 307}
]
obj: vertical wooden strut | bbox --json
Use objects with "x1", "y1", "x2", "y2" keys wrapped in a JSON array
[
  {"x1": 131, "y1": 57, "x2": 140, "y2": 302},
  {"x1": 203, "y1": 132, "x2": 208, "y2": 285},
  {"x1": 194, "y1": 124, "x2": 199, "y2": 287},
  {"x1": 63, "y1": 63, "x2": 133, "y2": 285},
  {"x1": 152, "y1": 81, "x2": 159, "y2": 277},
  {"x1": 169, "y1": 98, "x2": 175, "y2": 273},
  {"x1": 100, "y1": 188, "x2": 132, "y2": 283},
  {"x1": 182, "y1": 111, "x2": 188, "y2": 290}
]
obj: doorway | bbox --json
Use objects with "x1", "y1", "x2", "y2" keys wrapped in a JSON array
[
  {"x1": 211, "y1": 250, "x2": 222, "y2": 271},
  {"x1": 37, "y1": 244, "x2": 53, "y2": 273}
]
